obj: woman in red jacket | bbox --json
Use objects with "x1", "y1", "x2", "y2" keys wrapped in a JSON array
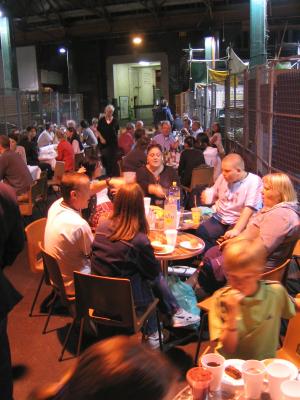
[{"x1": 56, "y1": 129, "x2": 75, "y2": 171}]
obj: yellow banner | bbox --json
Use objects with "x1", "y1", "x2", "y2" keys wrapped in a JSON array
[{"x1": 208, "y1": 68, "x2": 239, "y2": 86}]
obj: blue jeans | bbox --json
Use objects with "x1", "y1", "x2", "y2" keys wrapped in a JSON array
[{"x1": 196, "y1": 216, "x2": 230, "y2": 251}]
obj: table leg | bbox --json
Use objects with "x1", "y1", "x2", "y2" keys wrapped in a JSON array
[{"x1": 160, "y1": 259, "x2": 169, "y2": 277}]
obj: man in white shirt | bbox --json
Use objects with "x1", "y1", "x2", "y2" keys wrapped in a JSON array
[
  {"x1": 37, "y1": 123, "x2": 53, "y2": 148},
  {"x1": 191, "y1": 120, "x2": 203, "y2": 138},
  {"x1": 44, "y1": 172, "x2": 94, "y2": 295},
  {"x1": 197, "y1": 153, "x2": 262, "y2": 250}
]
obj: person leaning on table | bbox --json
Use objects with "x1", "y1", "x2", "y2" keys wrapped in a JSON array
[{"x1": 209, "y1": 238, "x2": 300, "y2": 360}]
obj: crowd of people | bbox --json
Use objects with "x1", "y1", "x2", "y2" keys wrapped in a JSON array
[{"x1": 0, "y1": 102, "x2": 299, "y2": 400}]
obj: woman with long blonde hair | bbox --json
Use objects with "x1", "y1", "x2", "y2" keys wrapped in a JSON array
[{"x1": 91, "y1": 183, "x2": 200, "y2": 347}]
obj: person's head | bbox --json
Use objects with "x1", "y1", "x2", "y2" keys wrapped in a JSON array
[
  {"x1": 134, "y1": 128, "x2": 146, "y2": 142},
  {"x1": 82, "y1": 156, "x2": 102, "y2": 180},
  {"x1": 67, "y1": 120, "x2": 77, "y2": 129},
  {"x1": 221, "y1": 153, "x2": 245, "y2": 183},
  {"x1": 135, "y1": 120, "x2": 144, "y2": 129},
  {"x1": 91, "y1": 117, "x2": 98, "y2": 126},
  {"x1": 61, "y1": 173, "x2": 90, "y2": 210},
  {"x1": 30, "y1": 335, "x2": 177, "y2": 400},
  {"x1": 183, "y1": 117, "x2": 191, "y2": 129},
  {"x1": 26, "y1": 126, "x2": 37, "y2": 140},
  {"x1": 147, "y1": 143, "x2": 164, "y2": 170},
  {"x1": 161, "y1": 121, "x2": 171, "y2": 137},
  {"x1": 66, "y1": 127, "x2": 77, "y2": 139},
  {"x1": 223, "y1": 239, "x2": 267, "y2": 296},
  {"x1": 184, "y1": 136, "x2": 195, "y2": 149},
  {"x1": 56, "y1": 129, "x2": 67, "y2": 142},
  {"x1": 136, "y1": 135, "x2": 150, "y2": 150},
  {"x1": 126, "y1": 122, "x2": 135, "y2": 133},
  {"x1": 191, "y1": 120, "x2": 201, "y2": 132},
  {"x1": 262, "y1": 173, "x2": 297, "y2": 208},
  {"x1": 196, "y1": 133, "x2": 209, "y2": 150},
  {"x1": 212, "y1": 122, "x2": 220, "y2": 133},
  {"x1": 109, "y1": 183, "x2": 149, "y2": 241},
  {"x1": 0, "y1": 134, "x2": 10, "y2": 153},
  {"x1": 8, "y1": 133, "x2": 19, "y2": 151},
  {"x1": 105, "y1": 104, "x2": 114, "y2": 118},
  {"x1": 80, "y1": 120, "x2": 89, "y2": 129}
]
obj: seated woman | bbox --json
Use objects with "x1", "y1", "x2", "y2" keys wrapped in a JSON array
[
  {"x1": 56, "y1": 130, "x2": 75, "y2": 172},
  {"x1": 197, "y1": 172, "x2": 300, "y2": 295},
  {"x1": 8, "y1": 133, "x2": 27, "y2": 164},
  {"x1": 66, "y1": 126, "x2": 84, "y2": 155},
  {"x1": 123, "y1": 133, "x2": 150, "y2": 172},
  {"x1": 29, "y1": 335, "x2": 178, "y2": 400},
  {"x1": 178, "y1": 136, "x2": 205, "y2": 187},
  {"x1": 136, "y1": 143, "x2": 180, "y2": 207},
  {"x1": 91, "y1": 183, "x2": 200, "y2": 347},
  {"x1": 206, "y1": 122, "x2": 225, "y2": 158},
  {"x1": 196, "y1": 134, "x2": 221, "y2": 182}
]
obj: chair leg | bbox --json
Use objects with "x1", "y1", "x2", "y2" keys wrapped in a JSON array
[
  {"x1": 156, "y1": 310, "x2": 163, "y2": 351},
  {"x1": 194, "y1": 311, "x2": 207, "y2": 366},
  {"x1": 42, "y1": 292, "x2": 57, "y2": 334},
  {"x1": 59, "y1": 318, "x2": 77, "y2": 361},
  {"x1": 29, "y1": 272, "x2": 44, "y2": 316},
  {"x1": 76, "y1": 318, "x2": 85, "y2": 357}
]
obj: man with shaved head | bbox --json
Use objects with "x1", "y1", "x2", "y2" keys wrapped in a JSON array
[{"x1": 197, "y1": 153, "x2": 262, "y2": 250}]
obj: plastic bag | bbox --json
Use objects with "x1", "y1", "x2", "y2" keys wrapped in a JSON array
[{"x1": 167, "y1": 275, "x2": 200, "y2": 326}]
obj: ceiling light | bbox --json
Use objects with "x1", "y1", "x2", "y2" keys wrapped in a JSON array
[
  {"x1": 132, "y1": 36, "x2": 142, "y2": 45},
  {"x1": 139, "y1": 61, "x2": 150, "y2": 66}
]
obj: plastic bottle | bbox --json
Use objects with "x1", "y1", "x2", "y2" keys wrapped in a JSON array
[{"x1": 168, "y1": 181, "x2": 180, "y2": 211}]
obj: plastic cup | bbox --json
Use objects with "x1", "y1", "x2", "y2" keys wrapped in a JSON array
[
  {"x1": 203, "y1": 187, "x2": 214, "y2": 204},
  {"x1": 267, "y1": 362, "x2": 292, "y2": 400},
  {"x1": 144, "y1": 197, "x2": 151, "y2": 216},
  {"x1": 186, "y1": 367, "x2": 212, "y2": 400},
  {"x1": 164, "y1": 229, "x2": 177, "y2": 249},
  {"x1": 176, "y1": 211, "x2": 181, "y2": 228},
  {"x1": 201, "y1": 353, "x2": 225, "y2": 392},
  {"x1": 280, "y1": 380, "x2": 300, "y2": 400},
  {"x1": 242, "y1": 360, "x2": 265, "y2": 399},
  {"x1": 123, "y1": 171, "x2": 136, "y2": 183},
  {"x1": 191, "y1": 207, "x2": 201, "y2": 225}
]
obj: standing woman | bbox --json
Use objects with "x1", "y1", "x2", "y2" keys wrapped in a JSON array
[{"x1": 97, "y1": 104, "x2": 119, "y2": 176}]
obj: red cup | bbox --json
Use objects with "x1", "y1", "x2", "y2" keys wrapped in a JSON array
[{"x1": 186, "y1": 367, "x2": 212, "y2": 400}]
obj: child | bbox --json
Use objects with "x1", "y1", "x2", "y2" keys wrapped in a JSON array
[{"x1": 209, "y1": 238, "x2": 299, "y2": 360}]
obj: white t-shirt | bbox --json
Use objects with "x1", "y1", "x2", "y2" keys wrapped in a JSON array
[
  {"x1": 203, "y1": 146, "x2": 221, "y2": 182},
  {"x1": 44, "y1": 199, "x2": 94, "y2": 294},
  {"x1": 205, "y1": 172, "x2": 263, "y2": 225}
]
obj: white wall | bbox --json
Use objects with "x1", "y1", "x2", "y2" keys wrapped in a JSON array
[{"x1": 16, "y1": 46, "x2": 39, "y2": 91}]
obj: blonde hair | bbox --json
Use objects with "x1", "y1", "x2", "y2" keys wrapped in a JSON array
[
  {"x1": 262, "y1": 173, "x2": 297, "y2": 203},
  {"x1": 223, "y1": 238, "x2": 267, "y2": 273}
]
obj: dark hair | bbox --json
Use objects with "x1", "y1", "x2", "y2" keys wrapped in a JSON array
[
  {"x1": 8, "y1": 133, "x2": 20, "y2": 143},
  {"x1": 184, "y1": 136, "x2": 195, "y2": 148},
  {"x1": 29, "y1": 336, "x2": 177, "y2": 400},
  {"x1": 196, "y1": 133, "x2": 210, "y2": 150},
  {"x1": 109, "y1": 183, "x2": 149, "y2": 241},
  {"x1": 80, "y1": 120, "x2": 89, "y2": 129},
  {"x1": 82, "y1": 156, "x2": 99, "y2": 180},
  {"x1": 136, "y1": 135, "x2": 150, "y2": 150},
  {"x1": 0, "y1": 135, "x2": 10, "y2": 149},
  {"x1": 61, "y1": 172, "x2": 90, "y2": 202},
  {"x1": 45, "y1": 123, "x2": 51, "y2": 131},
  {"x1": 147, "y1": 143, "x2": 163, "y2": 154},
  {"x1": 134, "y1": 128, "x2": 146, "y2": 141}
]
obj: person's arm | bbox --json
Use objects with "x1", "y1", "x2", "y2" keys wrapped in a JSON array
[
  {"x1": 72, "y1": 140, "x2": 80, "y2": 154},
  {"x1": 148, "y1": 184, "x2": 166, "y2": 198},
  {"x1": 218, "y1": 294, "x2": 240, "y2": 354},
  {"x1": 178, "y1": 151, "x2": 185, "y2": 178},
  {"x1": 135, "y1": 238, "x2": 161, "y2": 280},
  {"x1": 89, "y1": 177, "x2": 125, "y2": 196},
  {"x1": 224, "y1": 206, "x2": 256, "y2": 239}
]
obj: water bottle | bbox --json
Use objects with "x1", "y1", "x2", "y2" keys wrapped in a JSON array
[{"x1": 169, "y1": 181, "x2": 180, "y2": 211}]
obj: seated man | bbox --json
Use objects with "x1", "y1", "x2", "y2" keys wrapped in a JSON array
[
  {"x1": 209, "y1": 239, "x2": 299, "y2": 360},
  {"x1": 0, "y1": 134, "x2": 33, "y2": 196},
  {"x1": 197, "y1": 153, "x2": 262, "y2": 250},
  {"x1": 153, "y1": 121, "x2": 177, "y2": 152}
]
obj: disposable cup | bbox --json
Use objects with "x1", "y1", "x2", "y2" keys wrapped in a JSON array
[
  {"x1": 176, "y1": 211, "x2": 181, "y2": 228},
  {"x1": 186, "y1": 367, "x2": 212, "y2": 400},
  {"x1": 203, "y1": 187, "x2": 214, "y2": 204},
  {"x1": 242, "y1": 360, "x2": 265, "y2": 399},
  {"x1": 164, "y1": 229, "x2": 177, "y2": 248},
  {"x1": 267, "y1": 362, "x2": 292, "y2": 400},
  {"x1": 191, "y1": 207, "x2": 201, "y2": 225},
  {"x1": 144, "y1": 197, "x2": 151, "y2": 216},
  {"x1": 280, "y1": 379, "x2": 300, "y2": 400},
  {"x1": 123, "y1": 171, "x2": 136, "y2": 183},
  {"x1": 201, "y1": 353, "x2": 225, "y2": 392}
]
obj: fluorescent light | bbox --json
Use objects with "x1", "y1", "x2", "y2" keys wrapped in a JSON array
[
  {"x1": 132, "y1": 36, "x2": 142, "y2": 45},
  {"x1": 139, "y1": 61, "x2": 150, "y2": 66}
]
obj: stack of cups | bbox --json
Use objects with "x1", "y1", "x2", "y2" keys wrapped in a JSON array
[
  {"x1": 242, "y1": 360, "x2": 265, "y2": 399},
  {"x1": 201, "y1": 353, "x2": 225, "y2": 392},
  {"x1": 280, "y1": 380, "x2": 300, "y2": 399},
  {"x1": 266, "y1": 361, "x2": 292, "y2": 400}
]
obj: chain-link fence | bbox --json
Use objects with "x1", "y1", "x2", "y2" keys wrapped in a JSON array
[
  {"x1": 0, "y1": 89, "x2": 83, "y2": 134},
  {"x1": 225, "y1": 59, "x2": 300, "y2": 195}
]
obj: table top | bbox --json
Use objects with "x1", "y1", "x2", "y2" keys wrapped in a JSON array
[
  {"x1": 149, "y1": 231, "x2": 205, "y2": 261},
  {"x1": 173, "y1": 385, "x2": 271, "y2": 400}
]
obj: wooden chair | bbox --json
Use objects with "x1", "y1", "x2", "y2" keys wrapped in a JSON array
[
  {"x1": 39, "y1": 245, "x2": 75, "y2": 344},
  {"x1": 59, "y1": 272, "x2": 162, "y2": 361},
  {"x1": 182, "y1": 165, "x2": 214, "y2": 193},
  {"x1": 25, "y1": 218, "x2": 48, "y2": 316},
  {"x1": 47, "y1": 161, "x2": 65, "y2": 195},
  {"x1": 74, "y1": 152, "x2": 85, "y2": 170},
  {"x1": 18, "y1": 173, "x2": 48, "y2": 216},
  {"x1": 276, "y1": 294, "x2": 300, "y2": 368}
]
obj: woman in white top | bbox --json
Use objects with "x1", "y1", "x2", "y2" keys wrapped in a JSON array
[{"x1": 197, "y1": 134, "x2": 221, "y2": 182}]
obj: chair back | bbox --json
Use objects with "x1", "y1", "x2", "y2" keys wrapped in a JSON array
[
  {"x1": 40, "y1": 244, "x2": 71, "y2": 308},
  {"x1": 53, "y1": 161, "x2": 65, "y2": 181},
  {"x1": 74, "y1": 272, "x2": 137, "y2": 330},
  {"x1": 261, "y1": 258, "x2": 291, "y2": 284},
  {"x1": 190, "y1": 165, "x2": 214, "y2": 189},
  {"x1": 74, "y1": 152, "x2": 85, "y2": 170},
  {"x1": 25, "y1": 218, "x2": 47, "y2": 273},
  {"x1": 277, "y1": 294, "x2": 300, "y2": 368},
  {"x1": 292, "y1": 240, "x2": 300, "y2": 257}
]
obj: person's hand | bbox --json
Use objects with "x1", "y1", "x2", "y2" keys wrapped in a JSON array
[
  {"x1": 77, "y1": 166, "x2": 86, "y2": 174},
  {"x1": 224, "y1": 228, "x2": 240, "y2": 240},
  {"x1": 109, "y1": 177, "x2": 125, "y2": 196},
  {"x1": 150, "y1": 184, "x2": 166, "y2": 199},
  {"x1": 221, "y1": 294, "x2": 241, "y2": 320}
]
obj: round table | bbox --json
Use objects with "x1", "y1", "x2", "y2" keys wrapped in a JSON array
[{"x1": 149, "y1": 231, "x2": 205, "y2": 276}]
